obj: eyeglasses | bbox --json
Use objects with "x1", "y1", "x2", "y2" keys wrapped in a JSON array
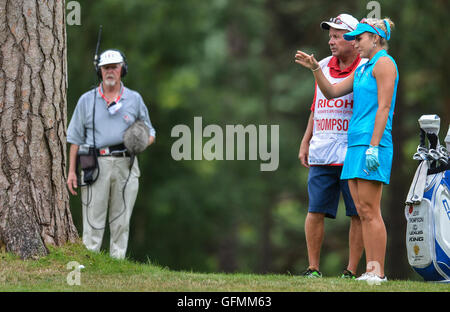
[
  {"x1": 329, "y1": 16, "x2": 355, "y2": 30},
  {"x1": 360, "y1": 18, "x2": 381, "y2": 36}
]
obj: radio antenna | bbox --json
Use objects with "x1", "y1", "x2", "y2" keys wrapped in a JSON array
[{"x1": 93, "y1": 25, "x2": 103, "y2": 69}]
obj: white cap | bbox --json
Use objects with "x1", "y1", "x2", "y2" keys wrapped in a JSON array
[
  {"x1": 320, "y1": 14, "x2": 359, "y2": 32},
  {"x1": 98, "y1": 50, "x2": 124, "y2": 67}
]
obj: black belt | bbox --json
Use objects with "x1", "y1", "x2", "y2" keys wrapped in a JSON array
[{"x1": 96, "y1": 144, "x2": 130, "y2": 157}]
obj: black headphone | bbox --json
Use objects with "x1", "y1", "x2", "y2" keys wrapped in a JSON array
[{"x1": 96, "y1": 49, "x2": 128, "y2": 80}]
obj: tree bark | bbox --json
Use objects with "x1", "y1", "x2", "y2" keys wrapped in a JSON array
[{"x1": 0, "y1": 0, "x2": 78, "y2": 259}]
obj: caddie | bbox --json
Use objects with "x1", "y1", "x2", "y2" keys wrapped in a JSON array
[
  {"x1": 297, "y1": 14, "x2": 366, "y2": 278},
  {"x1": 66, "y1": 49, "x2": 156, "y2": 259}
]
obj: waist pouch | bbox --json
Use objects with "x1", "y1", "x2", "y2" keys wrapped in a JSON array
[{"x1": 77, "y1": 147, "x2": 98, "y2": 185}]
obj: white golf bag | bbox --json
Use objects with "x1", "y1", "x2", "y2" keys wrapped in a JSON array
[{"x1": 405, "y1": 115, "x2": 450, "y2": 282}]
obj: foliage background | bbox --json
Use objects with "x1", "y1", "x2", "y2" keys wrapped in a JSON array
[{"x1": 66, "y1": 0, "x2": 450, "y2": 279}]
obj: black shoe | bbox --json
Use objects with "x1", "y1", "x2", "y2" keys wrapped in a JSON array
[
  {"x1": 340, "y1": 269, "x2": 356, "y2": 279},
  {"x1": 301, "y1": 268, "x2": 322, "y2": 278}
]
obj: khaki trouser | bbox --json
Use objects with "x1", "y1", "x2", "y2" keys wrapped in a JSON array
[{"x1": 81, "y1": 156, "x2": 140, "y2": 259}]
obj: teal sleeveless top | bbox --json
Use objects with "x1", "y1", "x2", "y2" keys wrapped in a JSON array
[{"x1": 348, "y1": 49, "x2": 399, "y2": 147}]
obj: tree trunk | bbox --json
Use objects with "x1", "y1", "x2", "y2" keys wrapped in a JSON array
[{"x1": 0, "y1": 0, "x2": 78, "y2": 259}]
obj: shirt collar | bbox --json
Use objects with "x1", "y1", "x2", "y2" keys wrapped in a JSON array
[
  {"x1": 366, "y1": 49, "x2": 388, "y2": 66},
  {"x1": 98, "y1": 82, "x2": 127, "y2": 100},
  {"x1": 328, "y1": 55, "x2": 362, "y2": 78}
]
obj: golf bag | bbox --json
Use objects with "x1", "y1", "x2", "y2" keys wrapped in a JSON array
[{"x1": 405, "y1": 115, "x2": 450, "y2": 282}]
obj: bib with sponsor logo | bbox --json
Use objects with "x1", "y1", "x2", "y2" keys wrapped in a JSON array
[{"x1": 308, "y1": 56, "x2": 367, "y2": 165}]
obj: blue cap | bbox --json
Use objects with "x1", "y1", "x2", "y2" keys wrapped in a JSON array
[{"x1": 343, "y1": 20, "x2": 391, "y2": 41}]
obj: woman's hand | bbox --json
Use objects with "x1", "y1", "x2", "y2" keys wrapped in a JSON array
[
  {"x1": 365, "y1": 145, "x2": 380, "y2": 172},
  {"x1": 295, "y1": 50, "x2": 320, "y2": 71}
]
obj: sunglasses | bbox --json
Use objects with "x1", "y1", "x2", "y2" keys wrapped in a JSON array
[{"x1": 329, "y1": 16, "x2": 355, "y2": 31}]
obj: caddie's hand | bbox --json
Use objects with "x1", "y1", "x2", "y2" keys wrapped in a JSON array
[
  {"x1": 67, "y1": 171, "x2": 78, "y2": 196},
  {"x1": 299, "y1": 141, "x2": 310, "y2": 168},
  {"x1": 365, "y1": 145, "x2": 380, "y2": 172},
  {"x1": 295, "y1": 50, "x2": 320, "y2": 71}
]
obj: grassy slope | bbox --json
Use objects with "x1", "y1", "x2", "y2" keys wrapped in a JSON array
[{"x1": 0, "y1": 242, "x2": 448, "y2": 292}]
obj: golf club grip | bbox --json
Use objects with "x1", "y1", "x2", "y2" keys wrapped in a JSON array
[{"x1": 420, "y1": 129, "x2": 426, "y2": 147}]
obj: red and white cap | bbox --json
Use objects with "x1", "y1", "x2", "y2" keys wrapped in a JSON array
[{"x1": 320, "y1": 14, "x2": 359, "y2": 32}]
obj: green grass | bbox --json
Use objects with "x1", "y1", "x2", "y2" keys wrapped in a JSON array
[{"x1": 0, "y1": 242, "x2": 448, "y2": 292}]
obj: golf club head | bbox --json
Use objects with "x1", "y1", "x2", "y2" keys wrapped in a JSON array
[
  {"x1": 413, "y1": 153, "x2": 427, "y2": 161},
  {"x1": 413, "y1": 146, "x2": 428, "y2": 161},
  {"x1": 438, "y1": 157, "x2": 448, "y2": 166},
  {"x1": 437, "y1": 145, "x2": 449, "y2": 165},
  {"x1": 428, "y1": 149, "x2": 440, "y2": 161},
  {"x1": 438, "y1": 145, "x2": 449, "y2": 157}
]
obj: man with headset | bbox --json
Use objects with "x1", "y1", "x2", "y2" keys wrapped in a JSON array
[{"x1": 67, "y1": 49, "x2": 156, "y2": 259}]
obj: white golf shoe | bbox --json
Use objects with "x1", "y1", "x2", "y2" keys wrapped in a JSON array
[
  {"x1": 356, "y1": 272, "x2": 388, "y2": 285},
  {"x1": 355, "y1": 272, "x2": 372, "y2": 281}
]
